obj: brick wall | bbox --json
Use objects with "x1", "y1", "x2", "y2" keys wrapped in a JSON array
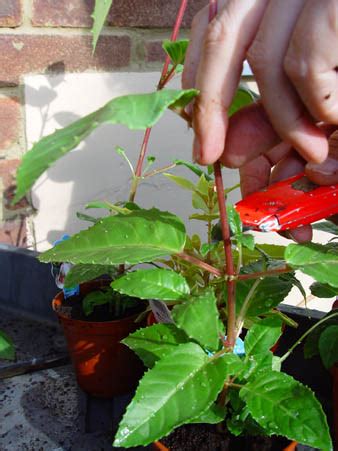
[{"x1": 0, "y1": 0, "x2": 207, "y2": 247}]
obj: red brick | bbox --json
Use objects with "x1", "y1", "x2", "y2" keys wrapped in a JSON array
[
  {"x1": 32, "y1": 0, "x2": 207, "y2": 28},
  {"x1": 0, "y1": 97, "x2": 20, "y2": 150},
  {"x1": 145, "y1": 40, "x2": 166, "y2": 63},
  {"x1": 0, "y1": 0, "x2": 22, "y2": 27},
  {"x1": 32, "y1": 0, "x2": 95, "y2": 28},
  {"x1": 110, "y1": 0, "x2": 207, "y2": 28},
  {"x1": 0, "y1": 159, "x2": 30, "y2": 212},
  {"x1": 0, "y1": 218, "x2": 26, "y2": 247},
  {"x1": 0, "y1": 34, "x2": 131, "y2": 86}
]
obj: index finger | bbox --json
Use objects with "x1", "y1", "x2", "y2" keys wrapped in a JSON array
[{"x1": 193, "y1": 0, "x2": 269, "y2": 165}]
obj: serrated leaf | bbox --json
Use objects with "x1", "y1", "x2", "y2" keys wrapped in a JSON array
[
  {"x1": 189, "y1": 403, "x2": 225, "y2": 424},
  {"x1": 240, "y1": 371, "x2": 332, "y2": 450},
  {"x1": 245, "y1": 317, "x2": 283, "y2": 356},
  {"x1": 237, "y1": 233, "x2": 255, "y2": 251},
  {"x1": 40, "y1": 209, "x2": 186, "y2": 265},
  {"x1": 13, "y1": 89, "x2": 198, "y2": 203},
  {"x1": 111, "y1": 269, "x2": 190, "y2": 301},
  {"x1": 91, "y1": 0, "x2": 113, "y2": 51},
  {"x1": 173, "y1": 159, "x2": 212, "y2": 181},
  {"x1": 123, "y1": 323, "x2": 189, "y2": 368},
  {"x1": 319, "y1": 325, "x2": 338, "y2": 369},
  {"x1": 0, "y1": 330, "x2": 15, "y2": 361},
  {"x1": 312, "y1": 220, "x2": 338, "y2": 235},
  {"x1": 227, "y1": 204, "x2": 242, "y2": 235},
  {"x1": 235, "y1": 276, "x2": 293, "y2": 317},
  {"x1": 64, "y1": 264, "x2": 117, "y2": 288},
  {"x1": 310, "y1": 282, "x2": 337, "y2": 298},
  {"x1": 239, "y1": 352, "x2": 274, "y2": 381},
  {"x1": 229, "y1": 86, "x2": 255, "y2": 116},
  {"x1": 163, "y1": 173, "x2": 196, "y2": 191},
  {"x1": 162, "y1": 39, "x2": 189, "y2": 65},
  {"x1": 82, "y1": 289, "x2": 112, "y2": 316},
  {"x1": 172, "y1": 289, "x2": 220, "y2": 351},
  {"x1": 114, "y1": 344, "x2": 242, "y2": 448},
  {"x1": 285, "y1": 243, "x2": 338, "y2": 287}
]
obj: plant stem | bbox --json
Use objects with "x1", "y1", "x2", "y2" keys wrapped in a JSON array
[
  {"x1": 279, "y1": 311, "x2": 338, "y2": 363},
  {"x1": 159, "y1": 0, "x2": 189, "y2": 86},
  {"x1": 238, "y1": 266, "x2": 292, "y2": 281},
  {"x1": 176, "y1": 252, "x2": 222, "y2": 277},
  {"x1": 214, "y1": 162, "x2": 236, "y2": 349},
  {"x1": 129, "y1": 0, "x2": 189, "y2": 203},
  {"x1": 236, "y1": 278, "x2": 261, "y2": 338},
  {"x1": 143, "y1": 163, "x2": 177, "y2": 178}
]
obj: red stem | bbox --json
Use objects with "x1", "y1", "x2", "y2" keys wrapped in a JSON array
[
  {"x1": 177, "y1": 252, "x2": 222, "y2": 277},
  {"x1": 160, "y1": 0, "x2": 189, "y2": 83},
  {"x1": 131, "y1": 0, "x2": 189, "y2": 202}
]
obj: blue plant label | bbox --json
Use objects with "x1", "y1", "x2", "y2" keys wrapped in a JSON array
[
  {"x1": 52, "y1": 235, "x2": 80, "y2": 298},
  {"x1": 233, "y1": 337, "x2": 245, "y2": 356}
]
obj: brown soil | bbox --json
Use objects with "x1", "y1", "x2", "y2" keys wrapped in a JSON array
[{"x1": 161, "y1": 424, "x2": 291, "y2": 451}]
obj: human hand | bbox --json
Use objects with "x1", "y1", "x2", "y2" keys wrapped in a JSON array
[{"x1": 183, "y1": 0, "x2": 338, "y2": 240}]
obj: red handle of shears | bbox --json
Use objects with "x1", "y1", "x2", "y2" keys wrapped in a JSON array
[{"x1": 235, "y1": 173, "x2": 338, "y2": 232}]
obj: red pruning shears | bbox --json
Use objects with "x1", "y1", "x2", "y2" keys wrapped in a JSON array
[{"x1": 235, "y1": 173, "x2": 338, "y2": 232}]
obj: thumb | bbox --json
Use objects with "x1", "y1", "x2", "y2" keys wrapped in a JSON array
[{"x1": 306, "y1": 129, "x2": 338, "y2": 185}]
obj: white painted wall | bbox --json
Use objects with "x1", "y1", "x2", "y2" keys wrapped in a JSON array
[{"x1": 24, "y1": 71, "x2": 335, "y2": 312}]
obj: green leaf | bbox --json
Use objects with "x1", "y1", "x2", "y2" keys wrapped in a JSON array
[
  {"x1": 111, "y1": 269, "x2": 190, "y2": 301},
  {"x1": 239, "y1": 352, "x2": 274, "y2": 381},
  {"x1": 229, "y1": 86, "x2": 255, "y2": 116},
  {"x1": 64, "y1": 264, "x2": 117, "y2": 288},
  {"x1": 76, "y1": 212, "x2": 98, "y2": 223},
  {"x1": 91, "y1": 0, "x2": 113, "y2": 51},
  {"x1": 13, "y1": 89, "x2": 198, "y2": 203},
  {"x1": 163, "y1": 173, "x2": 196, "y2": 191},
  {"x1": 285, "y1": 242, "x2": 338, "y2": 287},
  {"x1": 189, "y1": 213, "x2": 219, "y2": 221},
  {"x1": 123, "y1": 323, "x2": 189, "y2": 368},
  {"x1": 82, "y1": 289, "x2": 112, "y2": 316},
  {"x1": 114, "y1": 344, "x2": 242, "y2": 448},
  {"x1": 244, "y1": 317, "x2": 283, "y2": 356},
  {"x1": 240, "y1": 371, "x2": 332, "y2": 450},
  {"x1": 85, "y1": 200, "x2": 128, "y2": 214},
  {"x1": 304, "y1": 312, "x2": 338, "y2": 359},
  {"x1": 39, "y1": 209, "x2": 186, "y2": 266},
  {"x1": 173, "y1": 159, "x2": 213, "y2": 181},
  {"x1": 162, "y1": 39, "x2": 189, "y2": 65},
  {"x1": 0, "y1": 330, "x2": 15, "y2": 361},
  {"x1": 319, "y1": 325, "x2": 338, "y2": 369},
  {"x1": 189, "y1": 403, "x2": 226, "y2": 425},
  {"x1": 237, "y1": 233, "x2": 255, "y2": 251},
  {"x1": 172, "y1": 289, "x2": 221, "y2": 351},
  {"x1": 227, "y1": 204, "x2": 242, "y2": 235},
  {"x1": 312, "y1": 220, "x2": 338, "y2": 235},
  {"x1": 235, "y1": 276, "x2": 293, "y2": 317},
  {"x1": 310, "y1": 282, "x2": 337, "y2": 298}
]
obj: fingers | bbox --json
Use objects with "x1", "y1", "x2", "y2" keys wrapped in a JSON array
[
  {"x1": 247, "y1": 0, "x2": 328, "y2": 164},
  {"x1": 284, "y1": 0, "x2": 338, "y2": 124},
  {"x1": 306, "y1": 129, "x2": 338, "y2": 185},
  {"x1": 192, "y1": 0, "x2": 269, "y2": 165}
]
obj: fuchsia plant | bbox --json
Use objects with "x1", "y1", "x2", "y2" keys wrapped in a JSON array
[{"x1": 11, "y1": 0, "x2": 338, "y2": 449}]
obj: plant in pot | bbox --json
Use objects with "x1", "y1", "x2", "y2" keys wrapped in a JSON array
[{"x1": 12, "y1": 0, "x2": 338, "y2": 449}]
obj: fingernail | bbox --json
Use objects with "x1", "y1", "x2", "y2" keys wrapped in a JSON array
[
  {"x1": 193, "y1": 136, "x2": 201, "y2": 163},
  {"x1": 307, "y1": 157, "x2": 338, "y2": 175}
]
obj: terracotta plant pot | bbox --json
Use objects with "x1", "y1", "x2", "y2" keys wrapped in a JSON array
[{"x1": 53, "y1": 280, "x2": 144, "y2": 398}]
